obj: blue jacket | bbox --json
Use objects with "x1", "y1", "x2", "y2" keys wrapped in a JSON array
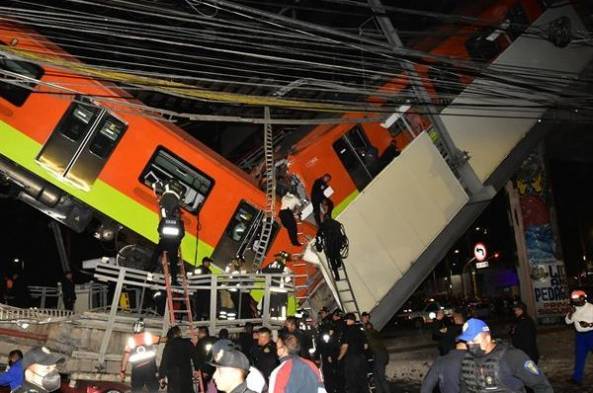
[{"x1": 0, "y1": 360, "x2": 24, "y2": 391}]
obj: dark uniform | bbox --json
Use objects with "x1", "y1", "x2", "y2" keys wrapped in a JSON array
[
  {"x1": 432, "y1": 320, "x2": 463, "y2": 356},
  {"x1": 510, "y1": 315, "x2": 539, "y2": 363},
  {"x1": 229, "y1": 381, "x2": 257, "y2": 393},
  {"x1": 317, "y1": 319, "x2": 341, "y2": 393},
  {"x1": 250, "y1": 341, "x2": 279, "y2": 382},
  {"x1": 366, "y1": 327, "x2": 390, "y2": 393},
  {"x1": 159, "y1": 336, "x2": 200, "y2": 393},
  {"x1": 460, "y1": 342, "x2": 553, "y2": 393},
  {"x1": 126, "y1": 333, "x2": 159, "y2": 393},
  {"x1": 341, "y1": 323, "x2": 369, "y2": 393},
  {"x1": 195, "y1": 335, "x2": 218, "y2": 380},
  {"x1": 421, "y1": 349, "x2": 465, "y2": 393},
  {"x1": 311, "y1": 176, "x2": 333, "y2": 226}
]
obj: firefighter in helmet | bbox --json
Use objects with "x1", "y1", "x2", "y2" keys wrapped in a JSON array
[{"x1": 120, "y1": 319, "x2": 160, "y2": 392}]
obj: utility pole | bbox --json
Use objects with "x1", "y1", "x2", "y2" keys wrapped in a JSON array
[{"x1": 367, "y1": 0, "x2": 494, "y2": 199}]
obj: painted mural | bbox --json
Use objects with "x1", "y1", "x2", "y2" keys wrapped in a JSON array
[{"x1": 516, "y1": 150, "x2": 567, "y2": 322}]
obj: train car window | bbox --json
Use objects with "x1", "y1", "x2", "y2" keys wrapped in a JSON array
[
  {"x1": 0, "y1": 55, "x2": 44, "y2": 107},
  {"x1": 56, "y1": 101, "x2": 101, "y2": 142},
  {"x1": 333, "y1": 126, "x2": 378, "y2": 190},
  {"x1": 89, "y1": 115, "x2": 127, "y2": 159},
  {"x1": 212, "y1": 200, "x2": 279, "y2": 264},
  {"x1": 140, "y1": 147, "x2": 214, "y2": 213}
]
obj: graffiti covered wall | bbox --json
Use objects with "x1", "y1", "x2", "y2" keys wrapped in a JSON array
[{"x1": 515, "y1": 149, "x2": 567, "y2": 322}]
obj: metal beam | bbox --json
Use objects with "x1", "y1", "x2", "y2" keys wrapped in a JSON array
[{"x1": 367, "y1": 0, "x2": 487, "y2": 197}]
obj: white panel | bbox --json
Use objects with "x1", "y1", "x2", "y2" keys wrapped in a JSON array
[
  {"x1": 442, "y1": 6, "x2": 593, "y2": 182},
  {"x1": 337, "y1": 133, "x2": 468, "y2": 312}
]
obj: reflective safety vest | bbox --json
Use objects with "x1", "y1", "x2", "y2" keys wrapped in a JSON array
[
  {"x1": 461, "y1": 344, "x2": 514, "y2": 393},
  {"x1": 126, "y1": 332, "x2": 157, "y2": 365}
]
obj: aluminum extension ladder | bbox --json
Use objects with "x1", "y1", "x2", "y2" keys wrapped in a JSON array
[
  {"x1": 333, "y1": 263, "x2": 361, "y2": 319},
  {"x1": 253, "y1": 106, "x2": 276, "y2": 268}
]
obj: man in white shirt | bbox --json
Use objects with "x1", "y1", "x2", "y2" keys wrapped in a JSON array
[
  {"x1": 565, "y1": 289, "x2": 593, "y2": 385},
  {"x1": 279, "y1": 192, "x2": 302, "y2": 246}
]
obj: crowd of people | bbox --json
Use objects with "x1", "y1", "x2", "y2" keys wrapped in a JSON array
[{"x1": 116, "y1": 308, "x2": 386, "y2": 393}]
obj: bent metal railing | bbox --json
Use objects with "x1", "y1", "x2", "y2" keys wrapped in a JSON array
[{"x1": 0, "y1": 303, "x2": 74, "y2": 324}]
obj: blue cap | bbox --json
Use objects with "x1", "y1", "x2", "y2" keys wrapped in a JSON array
[{"x1": 457, "y1": 318, "x2": 490, "y2": 342}]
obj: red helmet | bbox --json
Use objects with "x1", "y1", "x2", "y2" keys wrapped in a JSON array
[{"x1": 571, "y1": 290, "x2": 587, "y2": 300}]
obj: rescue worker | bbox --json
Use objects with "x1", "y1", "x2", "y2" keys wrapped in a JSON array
[
  {"x1": 0, "y1": 349, "x2": 24, "y2": 391},
  {"x1": 212, "y1": 339, "x2": 267, "y2": 393},
  {"x1": 280, "y1": 316, "x2": 312, "y2": 359},
  {"x1": 338, "y1": 313, "x2": 369, "y2": 393},
  {"x1": 249, "y1": 327, "x2": 279, "y2": 383},
  {"x1": 195, "y1": 327, "x2": 218, "y2": 385},
  {"x1": 158, "y1": 326, "x2": 200, "y2": 393},
  {"x1": 210, "y1": 346, "x2": 256, "y2": 393},
  {"x1": 433, "y1": 309, "x2": 465, "y2": 356},
  {"x1": 421, "y1": 341, "x2": 467, "y2": 393},
  {"x1": 364, "y1": 323, "x2": 389, "y2": 393},
  {"x1": 120, "y1": 319, "x2": 160, "y2": 393},
  {"x1": 269, "y1": 333, "x2": 326, "y2": 393},
  {"x1": 315, "y1": 218, "x2": 348, "y2": 281},
  {"x1": 311, "y1": 174, "x2": 333, "y2": 226},
  {"x1": 316, "y1": 309, "x2": 340, "y2": 393},
  {"x1": 279, "y1": 191, "x2": 302, "y2": 246},
  {"x1": 458, "y1": 318, "x2": 553, "y2": 393},
  {"x1": 238, "y1": 322, "x2": 256, "y2": 356},
  {"x1": 16, "y1": 346, "x2": 64, "y2": 393},
  {"x1": 565, "y1": 289, "x2": 593, "y2": 385},
  {"x1": 510, "y1": 302, "x2": 539, "y2": 363},
  {"x1": 361, "y1": 312, "x2": 370, "y2": 326}
]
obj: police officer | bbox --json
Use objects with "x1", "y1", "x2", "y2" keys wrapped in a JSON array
[
  {"x1": 158, "y1": 326, "x2": 200, "y2": 393},
  {"x1": 210, "y1": 346, "x2": 257, "y2": 393},
  {"x1": 249, "y1": 327, "x2": 279, "y2": 383},
  {"x1": 565, "y1": 289, "x2": 593, "y2": 385},
  {"x1": 338, "y1": 313, "x2": 368, "y2": 393},
  {"x1": 120, "y1": 319, "x2": 160, "y2": 393},
  {"x1": 280, "y1": 316, "x2": 313, "y2": 359},
  {"x1": 510, "y1": 302, "x2": 539, "y2": 364},
  {"x1": 458, "y1": 319, "x2": 553, "y2": 393},
  {"x1": 421, "y1": 341, "x2": 467, "y2": 393},
  {"x1": 15, "y1": 347, "x2": 64, "y2": 393},
  {"x1": 316, "y1": 309, "x2": 341, "y2": 393}
]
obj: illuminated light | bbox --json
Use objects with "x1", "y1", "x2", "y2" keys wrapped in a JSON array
[
  {"x1": 308, "y1": 348, "x2": 315, "y2": 355},
  {"x1": 161, "y1": 226, "x2": 180, "y2": 237},
  {"x1": 143, "y1": 332, "x2": 153, "y2": 346},
  {"x1": 152, "y1": 291, "x2": 161, "y2": 299},
  {"x1": 205, "y1": 343, "x2": 213, "y2": 352},
  {"x1": 322, "y1": 334, "x2": 330, "y2": 343},
  {"x1": 429, "y1": 312, "x2": 436, "y2": 320},
  {"x1": 454, "y1": 249, "x2": 460, "y2": 254},
  {"x1": 129, "y1": 348, "x2": 156, "y2": 363},
  {"x1": 475, "y1": 227, "x2": 480, "y2": 231}
]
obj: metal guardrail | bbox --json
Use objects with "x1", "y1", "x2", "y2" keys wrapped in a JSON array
[
  {"x1": 0, "y1": 303, "x2": 74, "y2": 324},
  {"x1": 93, "y1": 261, "x2": 296, "y2": 369}
]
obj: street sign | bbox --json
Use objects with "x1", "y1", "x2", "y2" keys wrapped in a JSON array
[
  {"x1": 476, "y1": 261, "x2": 489, "y2": 269},
  {"x1": 474, "y1": 243, "x2": 487, "y2": 262}
]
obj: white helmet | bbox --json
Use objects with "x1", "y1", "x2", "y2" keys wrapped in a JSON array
[{"x1": 133, "y1": 318, "x2": 145, "y2": 333}]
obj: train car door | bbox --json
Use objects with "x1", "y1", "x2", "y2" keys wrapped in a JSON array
[
  {"x1": 212, "y1": 200, "x2": 278, "y2": 267},
  {"x1": 36, "y1": 98, "x2": 127, "y2": 190},
  {"x1": 332, "y1": 125, "x2": 378, "y2": 190}
]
